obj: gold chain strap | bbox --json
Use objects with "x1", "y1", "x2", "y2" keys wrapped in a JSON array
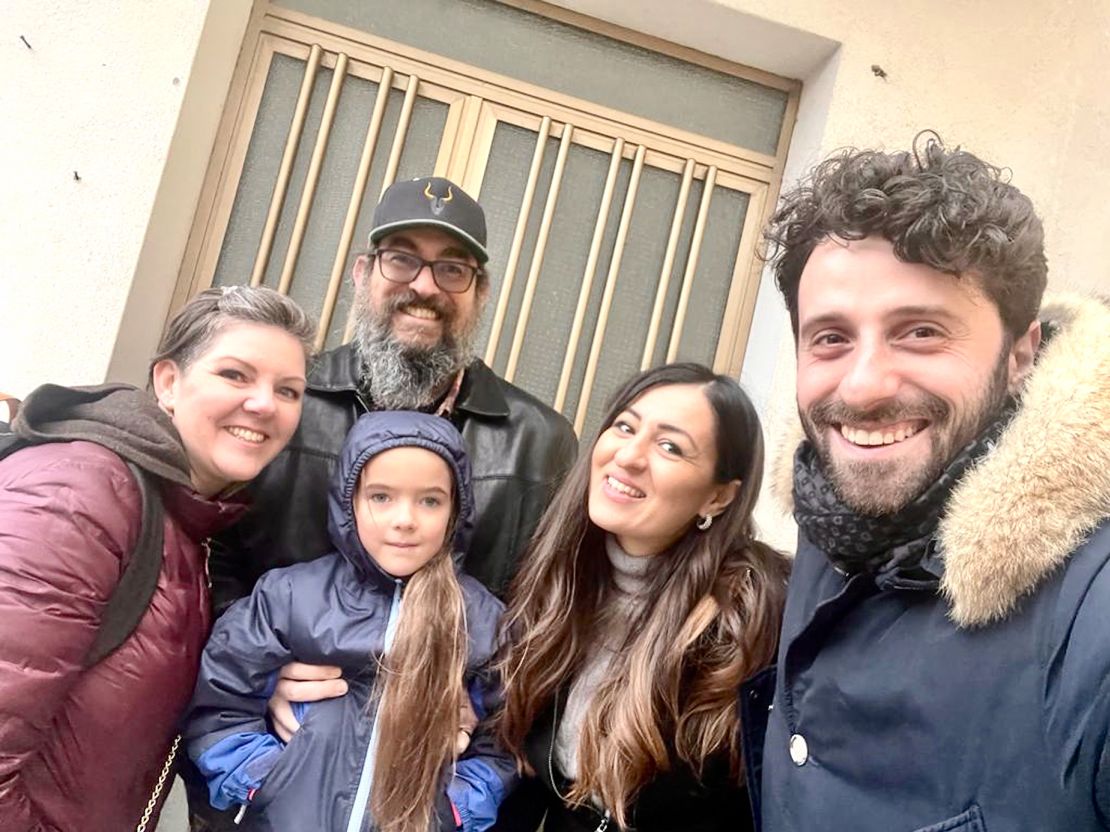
[{"x1": 136, "y1": 734, "x2": 180, "y2": 832}]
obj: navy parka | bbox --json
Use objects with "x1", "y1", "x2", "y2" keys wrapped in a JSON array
[{"x1": 743, "y1": 294, "x2": 1110, "y2": 832}]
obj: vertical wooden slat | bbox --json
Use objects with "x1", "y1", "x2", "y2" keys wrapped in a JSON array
[
  {"x1": 573, "y1": 144, "x2": 647, "y2": 434},
  {"x1": 666, "y1": 165, "x2": 717, "y2": 363},
  {"x1": 483, "y1": 115, "x2": 552, "y2": 366},
  {"x1": 438, "y1": 94, "x2": 483, "y2": 181},
  {"x1": 250, "y1": 43, "x2": 322, "y2": 287},
  {"x1": 712, "y1": 182, "x2": 769, "y2": 376},
  {"x1": 277, "y1": 52, "x2": 349, "y2": 295},
  {"x1": 316, "y1": 65, "x2": 394, "y2": 349},
  {"x1": 639, "y1": 160, "x2": 697, "y2": 370},
  {"x1": 554, "y1": 136, "x2": 624, "y2": 413},
  {"x1": 343, "y1": 72, "x2": 421, "y2": 343},
  {"x1": 457, "y1": 100, "x2": 499, "y2": 198},
  {"x1": 640, "y1": 157, "x2": 695, "y2": 369},
  {"x1": 379, "y1": 73, "x2": 420, "y2": 195},
  {"x1": 504, "y1": 123, "x2": 574, "y2": 382}
]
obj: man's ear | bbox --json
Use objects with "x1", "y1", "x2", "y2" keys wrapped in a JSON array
[
  {"x1": 352, "y1": 253, "x2": 373, "y2": 289},
  {"x1": 151, "y1": 359, "x2": 181, "y2": 415},
  {"x1": 1008, "y1": 320, "x2": 1041, "y2": 394},
  {"x1": 475, "y1": 272, "x2": 491, "y2": 305},
  {"x1": 698, "y1": 478, "x2": 741, "y2": 520}
]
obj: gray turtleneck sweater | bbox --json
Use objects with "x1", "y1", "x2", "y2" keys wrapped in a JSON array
[{"x1": 554, "y1": 535, "x2": 655, "y2": 781}]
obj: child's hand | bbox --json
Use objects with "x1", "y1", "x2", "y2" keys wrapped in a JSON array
[
  {"x1": 267, "y1": 662, "x2": 348, "y2": 742},
  {"x1": 455, "y1": 697, "x2": 478, "y2": 755}
]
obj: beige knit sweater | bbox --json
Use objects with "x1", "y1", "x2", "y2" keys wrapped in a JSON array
[{"x1": 554, "y1": 535, "x2": 656, "y2": 780}]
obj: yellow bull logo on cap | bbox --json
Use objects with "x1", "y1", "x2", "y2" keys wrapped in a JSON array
[{"x1": 424, "y1": 182, "x2": 454, "y2": 216}]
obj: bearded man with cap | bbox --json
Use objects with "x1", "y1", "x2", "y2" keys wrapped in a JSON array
[
  {"x1": 186, "y1": 177, "x2": 577, "y2": 829},
  {"x1": 207, "y1": 176, "x2": 576, "y2": 609}
]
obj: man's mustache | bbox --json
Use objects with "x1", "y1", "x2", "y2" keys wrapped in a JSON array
[
  {"x1": 805, "y1": 395, "x2": 949, "y2": 427},
  {"x1": 380, "y1": 289, "x2": 453, "y2": 320}
]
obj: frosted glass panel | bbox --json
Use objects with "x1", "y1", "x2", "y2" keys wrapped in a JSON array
[
  {"x1": 210, "y1": 52, "x2": 447, "y2": 347},
  {"x1": 283, "y1": 71, "x2": 378, "y2": 319},
  {"x1": 213, "y1": 54, "x2": 306, "y2": 289},
  {"x1": 670, "y1": 186, "x2": 749, "y2": 365},
  {"x1": 511, "y1": 142, "x2": 617, "y2": 405},
  {"x1": 471, "y1": 115, "x2": 750, "y2": 436},
  {"x1": 317, "y1": 93, "x2": 448, "y2": 349},
  {"x1": 200, "y1": 21, "x2": 770, "y2": 424},
  {"x1": 561, "y1": 180, "x2": 747, "y2": 439},
  {"x1": 279, "y1": 0, "x2": 787, "y2": 154},
  {"x1": 293, "y1": 88, "x2": 448, "y2": 332}
]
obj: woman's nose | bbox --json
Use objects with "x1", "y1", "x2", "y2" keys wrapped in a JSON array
[
  {"x1": 243, "y1": 386, "x2": 276, "y2": 416},
  {"x1": 612, "y1": 437, "x2": 647, "y2": 470}
]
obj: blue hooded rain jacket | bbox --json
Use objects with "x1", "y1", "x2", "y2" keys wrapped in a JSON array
[{"x1": 184, "y1": 411, "x2": 514, "y2": 831}]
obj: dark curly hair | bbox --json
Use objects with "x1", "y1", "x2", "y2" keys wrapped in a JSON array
[{"x1": 765, "y1": 132, "x2": 1047, "y2": 339}]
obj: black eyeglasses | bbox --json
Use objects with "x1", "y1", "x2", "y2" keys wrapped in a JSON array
[{"x1": 371, "y1": 248, "x2": 480, "y2": 294}]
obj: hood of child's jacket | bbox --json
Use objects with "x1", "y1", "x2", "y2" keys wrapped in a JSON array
[{"x1": 327, "y1": 411, "x2": 476, "y2": 585}]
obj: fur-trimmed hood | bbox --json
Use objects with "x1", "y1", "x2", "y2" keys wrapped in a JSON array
[{"x1": 772, "y1": 292, "x2": 1110, "y2": 628}]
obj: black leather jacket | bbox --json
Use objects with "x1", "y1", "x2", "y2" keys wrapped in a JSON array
[{"x1": 208, "y1": 344, "x2": 578, "y2": 610}]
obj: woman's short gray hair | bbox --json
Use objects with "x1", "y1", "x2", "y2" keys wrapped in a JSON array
[{"x1": 148, "y1": 286, "x2": 316, "y2": 381}]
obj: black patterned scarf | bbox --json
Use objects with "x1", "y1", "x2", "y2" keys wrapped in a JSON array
[{"x1": 793, "y1": 403, "x2": 1015, "y2": 583}]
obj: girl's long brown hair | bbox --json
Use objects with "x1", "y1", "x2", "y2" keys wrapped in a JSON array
[
  {"x1": 369, "y1": 532, "x2": 467, "y2": 832},
  {"x1": 497, "y1": 363, "x2": 790, "y2": 829}
]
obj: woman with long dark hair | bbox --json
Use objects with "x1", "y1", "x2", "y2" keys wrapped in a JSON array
[{"x1": 496, "y1": 362, "x2": 789, "y2": 832}]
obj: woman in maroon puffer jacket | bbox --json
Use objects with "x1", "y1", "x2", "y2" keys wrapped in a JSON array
[{"x1": 0, "y1": 286, "x2": 314, "y2": 832}]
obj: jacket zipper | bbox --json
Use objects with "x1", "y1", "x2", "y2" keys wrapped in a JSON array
[
  {"x1": 202, "y1": 539, "x2": 212, "y2": 589},
  {"x1": 345, "y1": 579, "x2": 403, "y2": 832},
  {"x1": 547, "y1": 691, "x2": 612, "y2": 832}
]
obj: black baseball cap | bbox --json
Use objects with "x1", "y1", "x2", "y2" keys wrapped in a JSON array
[{"x1": 369, "y1": 176, "x2": 488, "y2": 263}]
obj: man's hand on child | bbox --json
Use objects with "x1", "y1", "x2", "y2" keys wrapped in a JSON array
[
  {"x1": 268, "y1": 662, "x2": 348, "y2": 742},
  {"x1": 455, "y1": 697, "x2": 478, "y2": 756}
]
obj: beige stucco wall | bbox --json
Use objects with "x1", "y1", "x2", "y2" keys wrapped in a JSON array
[{"x1": 0, "y1": 0, "x2": 251, "y2": 399}]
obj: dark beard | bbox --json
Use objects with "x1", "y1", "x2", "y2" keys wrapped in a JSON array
[
  {"x1": 352, "y1": 284, "x2": 476, "y2": 411},
  {"x1": 800, "y1": 351, "x2": 1012, "y2": 516}
]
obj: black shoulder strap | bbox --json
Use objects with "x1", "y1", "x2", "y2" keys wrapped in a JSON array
[
  {"x1": 84, "y1": 462, "x2": 165, "y2": 667},
  {"x1": 0, "y1": 425, "x2": 27, "y2": 459},
  {"x1": 0, "y1": 432, "x2": 165, "y2": 666}
]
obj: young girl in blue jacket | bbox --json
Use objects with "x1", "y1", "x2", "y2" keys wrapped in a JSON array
[{"x1": 185, "y1": 411, "x2": 514, "y2": 832}]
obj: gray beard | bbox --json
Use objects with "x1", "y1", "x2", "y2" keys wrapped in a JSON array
[{"x1": 353, "y1": 312, "x2": 474, "y2": 412}]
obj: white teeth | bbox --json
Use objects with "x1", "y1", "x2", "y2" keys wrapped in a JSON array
[
  {"x1": 227, "y1": 426, "x2": 265, "y2": 443},
  {"x1": 402, "y1": 306, "x2": 439, "y2": 320},
  {"x1": 839, "y1": 424, "x2": 920, "y2": 447},
  {"x1": 606, "y1": 475, "x2": 645, "y2": 498}
]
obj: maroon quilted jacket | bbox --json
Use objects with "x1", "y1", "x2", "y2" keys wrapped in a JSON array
[{"x1": 0, "y1": 421, "x2": 246, "y2": 830}]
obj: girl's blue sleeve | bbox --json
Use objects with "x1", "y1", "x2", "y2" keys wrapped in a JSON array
[
  {"x1": 446, "y1": 671, "x2": 519, "y2": 832},
  {"x1": 182, "y1": 570, "x2": 296, "y2": 810}
]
